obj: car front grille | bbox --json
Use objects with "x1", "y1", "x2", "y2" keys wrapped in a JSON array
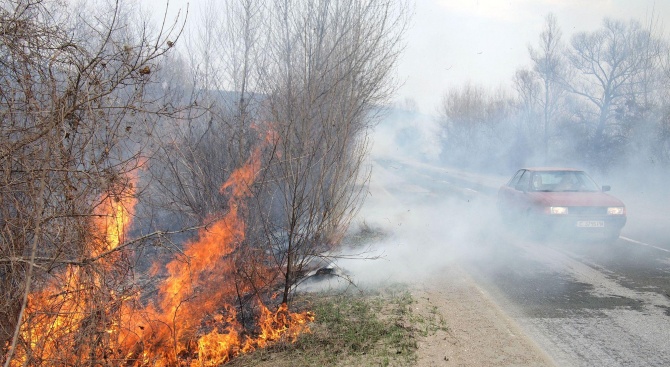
[{"x1": 569, "y1": 206, "x2": 607, "y2": 216}]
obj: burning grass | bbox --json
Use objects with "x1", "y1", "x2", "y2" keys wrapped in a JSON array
[
  {"x1": 226, "y1": 285, "x2": 446, "y2": 367},
  {"x1": 4, "y1": 126, "x2": 442, "y2": 366},
  {"x1": 5, "y1": 132, "x2": 317, "y2": 366}
]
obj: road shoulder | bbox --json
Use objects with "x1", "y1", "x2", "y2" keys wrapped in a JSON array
[{"x1": 412, "y1": 266, "x2": 555, "y2": 367}]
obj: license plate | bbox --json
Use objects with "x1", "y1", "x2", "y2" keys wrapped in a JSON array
[{"x1": 577, "y1": 221, "x2": 604, "y2": 228}]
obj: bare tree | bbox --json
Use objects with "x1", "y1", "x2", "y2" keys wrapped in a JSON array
[
  {"x1": 511, "y1": 68, "x2": 541, "y2": 164},
  {"x1": 529, "y1": 13, "x2": 567, "y2": 163},
  {"x1": 438, "y1": 82, "x2": 514, "y2": 169},
  {"x1": 624, "y1": 15, "x2": 669, "y2": 166},
  {"x1": 567, "y1": 18, "x2": 664, "y2": 169},
  {"x1": 654, "y1": 44, "x2": 670, "y2": 163},
  {"x1": 258, "y1": 0, "x2": 409, "y2": 304},
  {"x1": 439, "y1": 83, "x2": 489, "y2": 156},
  {"x1": 0, "y1": 0, "x2": 180, "y2": 364},
  {"x1": 147, "y1": 0, "x2": 266, "y2": 224},
  {"x1": 147, "y1": 0, "x2": 408, "y2": 311}
]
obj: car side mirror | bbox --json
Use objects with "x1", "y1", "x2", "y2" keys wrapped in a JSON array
[{"x1": 602, "y1": 185, "x2": 611, "y2": 192}]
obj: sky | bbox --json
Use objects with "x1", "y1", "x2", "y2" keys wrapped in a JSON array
[
  {"x1": 397, "y1": 0, "x2": 670, "y2": 114},
  {"x1": 145, "y1": 0, "x2": 670, "y2": 115}
]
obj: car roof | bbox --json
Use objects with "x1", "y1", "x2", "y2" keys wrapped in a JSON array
[{"x1": 521, "y1": 167, "x2": 584, "y2": 172}]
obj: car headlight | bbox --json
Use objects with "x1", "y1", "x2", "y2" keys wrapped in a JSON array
[
  {"x1": 607, "y1": 207, "x2": 625, "y2": 215},
  {"x1": 548, "y1": 206, "x2": 568, "y2": 215}
]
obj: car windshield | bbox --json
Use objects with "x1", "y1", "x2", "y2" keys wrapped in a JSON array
[{"x1": 529, "y1": 171, "x2": 600, "y2": 192}]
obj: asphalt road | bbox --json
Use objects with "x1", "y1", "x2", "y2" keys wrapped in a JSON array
[{"x1": 376, "y1": 158, "x2": 670, "y2": 367}]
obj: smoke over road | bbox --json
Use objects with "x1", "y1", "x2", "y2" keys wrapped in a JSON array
[{"x1": 316, "y1": 108, "x2": 670, "y2": 367}]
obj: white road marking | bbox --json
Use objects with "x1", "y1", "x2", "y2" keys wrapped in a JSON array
[{"x1": 620, "y1": 236, "x2": 670, "y2": 254}]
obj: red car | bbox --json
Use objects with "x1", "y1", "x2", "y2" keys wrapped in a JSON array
[{"x1": 497, "y1": 168, "x2": 626, "y2": 241}]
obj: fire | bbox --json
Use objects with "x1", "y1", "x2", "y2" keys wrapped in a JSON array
[
  {"x1": 7, "y1": 129, "x2": 314, "y2": 366},
  {"x1": 9, "y1": 175, "x2": 138, "y2": 365},
  {"x1": 126, "y1": 137, "x2": 313, "y2": 366}
]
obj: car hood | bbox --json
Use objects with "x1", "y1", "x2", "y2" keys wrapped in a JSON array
[{"x1": 529, "y1": 191, "x2": 624, "y2": 207}]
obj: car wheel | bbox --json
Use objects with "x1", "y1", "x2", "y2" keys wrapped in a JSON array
[
  {"x1": 524, "y1": 210, "x2": 546, "y2": 241},
  {"x1": 499, "y1": 207, "x2": 513, "y2": 226},
  {"x1": 605, "y1": 230, "x2": 620, "y2": 243}
]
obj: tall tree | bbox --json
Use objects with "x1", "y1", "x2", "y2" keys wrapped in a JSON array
[
  {"x1": 512, "y1": 68, "x2": 541, "y2": 165},
  {"x1": 146, "y1": 0, "x2": 409, "y2": 308},
  {"x1": 0, "y1": 0, "x2": 179, "y2": 362},
  {"x1": 262, "y1": 0, "x2": 409, "y2": 304},
  {"x1": 528, "y1": 13, "x2": 566, "y2": 163},
  {"x1": 438, "y1": 83, "x2": 514, "y2": 169},
  {"x1": 567, "y1": 18, "x2": 663, "y2": 169}
]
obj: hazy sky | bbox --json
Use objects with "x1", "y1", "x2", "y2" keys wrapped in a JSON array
[
  {"x1": 145, "y1": 0, "x2": 670, "y2": 114},
  {"x1": 398, "y1": 0, "x2": 670, "y2": 114}
]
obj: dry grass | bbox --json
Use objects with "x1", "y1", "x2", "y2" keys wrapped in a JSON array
[{"x1": 227, "y1": 285, "x2": 446, "y2": 367}]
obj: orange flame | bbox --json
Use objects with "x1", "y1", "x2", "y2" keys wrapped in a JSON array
[
  {"x1": 127, "y1": 131, "x2": 312, "y2": 365},
  {"x1": 9, "y1": 126, "x2": 312, "y2": 366},
  {"x1": 9, "y1": 175, "x2": 137, "y2": 366}
]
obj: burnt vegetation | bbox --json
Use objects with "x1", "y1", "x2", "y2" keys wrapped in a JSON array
[{"x1": 0, "y1": 0, "x2": 407, "y2": 365}]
